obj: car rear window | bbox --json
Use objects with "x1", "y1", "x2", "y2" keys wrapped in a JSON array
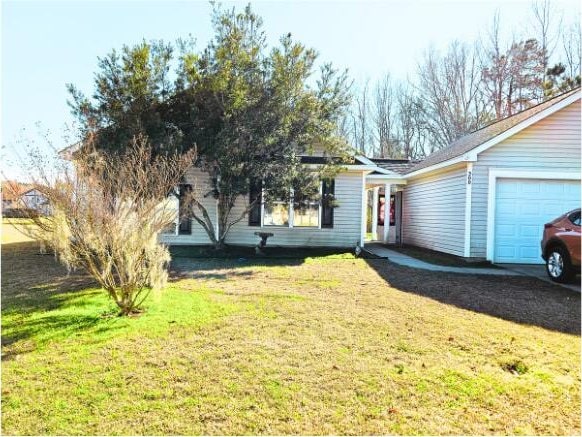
[{"x1": 568, "y1": 211, "x2": 581, "y2": 226}]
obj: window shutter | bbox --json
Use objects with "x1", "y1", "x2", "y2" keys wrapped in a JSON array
[
  {"x1": 321, "y1": 179, "x2": 335, "y2": 228},
  {"x1": 178, "y1": 184, "x2": 192, "y2": 235},
  {"x1": 248, "y1": 180, "x2": 262, "y2": 226}
]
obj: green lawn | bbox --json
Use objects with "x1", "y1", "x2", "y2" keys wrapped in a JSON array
[{"x1": 2, "y1": 228, "x2": 580, "y2": 435}]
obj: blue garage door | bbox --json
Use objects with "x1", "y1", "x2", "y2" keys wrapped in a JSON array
[{"x1": 494, "y1": 178, "x2": 581, "y2": 264}]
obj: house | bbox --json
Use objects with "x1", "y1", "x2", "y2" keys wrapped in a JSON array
[
  {"x1": 160, "y1": 156, "x2": 403, "y2": 248},
  {"x1": 1, "y1": 181, "x2": 28, "y2": 210},
  {"x1": 398, "y1": 88, "x2": 581, "y2": 264},
  {"x1": 161, "y1": 88, "x2": 581, "y2": 265},
  {"x1": 1, "y1": 181, "x2": 49, "y2": 215}
]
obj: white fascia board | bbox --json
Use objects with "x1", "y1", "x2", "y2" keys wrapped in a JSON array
[
  {"x1": 355, "y1": 155, "x2": 375, "y2": 165},
  {"x1": 366, "y1": 173, "x2": 406, "y2": 180},
  {"x1": 302, "y1": 164, "x2": 377, "y2": 173},
  {"x1": 365, "y1": 176, "x2": 407, "y2": 185},
  {"x1": 469, "y1": 92, "x2": 581, "y2": 157},
  {"x1": 405, "y1": 91, "x2": 581, "y2": 180},
  {"x1": 405, "y1": 154, "x2": 475, "y2": 179},
  {"x1": 339, "y1": 165, "x2": 380, "y2": 173},
  {"x1": 463, "y1": 162, "x2": 473, "y2": 258}
]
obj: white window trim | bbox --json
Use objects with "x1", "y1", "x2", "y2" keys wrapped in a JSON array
[
  {"x1": 261, "y1": 183, "x2": 324, "y2": 229},
  {"x1": 318, "y1": 182, "x2": 323, "y2": 230},
  {"x1": 289, "y1": 188, "x2": 295, "y2": 228},
  {"x1": 485, "y1": 168, "x2": 581, "y2": 262},
  {"x1": 174, "y1": 185, "x2": 179, "y2": 236},
  {"x1": 463, "y1": 163, "x2": 473, "y2": 257}
]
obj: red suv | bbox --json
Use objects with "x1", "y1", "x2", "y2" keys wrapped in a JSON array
[{"x1": 541, "y1": 209, "x2": 581, "y2": 283}]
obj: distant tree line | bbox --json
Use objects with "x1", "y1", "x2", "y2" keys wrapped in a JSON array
[{"x1": 343, "y1": 0, "x2": 581, "y2": 159}]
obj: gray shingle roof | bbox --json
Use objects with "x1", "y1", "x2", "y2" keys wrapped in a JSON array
[
  {"x1": 407, "y1": 88, "x2": 581, "y2": 174},
  {"x1": 370, "y1": 158, "x2": 421, "y2": 175}
]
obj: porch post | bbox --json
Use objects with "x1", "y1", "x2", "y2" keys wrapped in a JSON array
[
  {"x1": 383, "y1": 183, "x2": 391, "y2": 243},
  {"x1": 360, "y1": 174, "x2": 367, "y2": 247},
  {"x1": 371, "y1": 187, "x2": 379, "y2": 241}
]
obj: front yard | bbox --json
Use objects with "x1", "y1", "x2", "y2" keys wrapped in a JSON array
[{"x1": 1, "y1": 227, "x2": 580, "y2": 435}]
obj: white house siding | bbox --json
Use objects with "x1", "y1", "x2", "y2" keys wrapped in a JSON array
[
  {"x1": 470, "y1": 99, "x2": 582, "y2": 258},
  {"x1": 401, "y1": 164, "x2": 467, "y2": 256},
  {"x1": 160, "y1": 168, "x2": 365, "y2": 248},
  {"x1": 159, "y1": 167, "x2": 218, "y2": 245}
]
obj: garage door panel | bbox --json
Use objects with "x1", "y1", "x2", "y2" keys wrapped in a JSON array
[
  {"x1": 521, "y1": 224, "x2": 539, "y2": 237},
  {"x1": 494, "y1": 178, "x2": 580, "y2": 264},
  {"x1": 519, "y1": 203, "x2": 541, "y2": 216},
  {"x1": 519, "y1": 246, "x2": 540, "y2": 260}
]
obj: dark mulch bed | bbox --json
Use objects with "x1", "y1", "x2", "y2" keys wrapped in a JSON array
[
  {"x1": 365, "y1": 258, "x2": 581, "y2": 335},
  {"x1": 169, "y1": 244, "x2": 375, "y2": 260},
  {"x1": 386, "y1": 244, "x2": 500, "y2": 268}
]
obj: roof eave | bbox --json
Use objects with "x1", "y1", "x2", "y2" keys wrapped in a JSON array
[{"x1": 404, "y1": 90, "x2": 581, "y2": 178}]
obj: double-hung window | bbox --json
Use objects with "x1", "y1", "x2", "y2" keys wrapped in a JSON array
[
  {"x1": 263, "y1": 200, "x2": 290, "y2": 226},
  {"x1": 249, "y1": 179, "x2": 335, "y2": 228},
  {"x1": 293, "y1": 199, "x2": 320, "y2": 227}
]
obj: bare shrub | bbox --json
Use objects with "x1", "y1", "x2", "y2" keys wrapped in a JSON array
[{"x1": 12, "y1": 136, "x2": 195, "y2": 315}]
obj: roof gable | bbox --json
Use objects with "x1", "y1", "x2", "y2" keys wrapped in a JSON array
[{"x1": 406, "y1": 88, "x2": 581, "y2": 176}]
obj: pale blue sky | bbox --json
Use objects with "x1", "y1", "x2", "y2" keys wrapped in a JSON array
[{"x1": 1, "y1": 0, "x2": 579, "y2": 179}]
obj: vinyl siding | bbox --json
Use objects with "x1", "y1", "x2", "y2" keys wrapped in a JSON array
[
  {"x1": 159, "y1": 168, "x2": 364, "y2": 248},
  {"x1": 470, "y1": 99, "x2": 582, "y2": 258},
  {"x1": 158, "y1": 167, "x2": 218, "y2": 245},
  {"x1": 402, "y1": 164, "x2": 467, "y2": 256}
]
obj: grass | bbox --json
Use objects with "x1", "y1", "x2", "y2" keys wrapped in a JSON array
[
  {"x1": 2, "y1": 221, "x2": 580, "y2": 435},
  {"x1": 1, "y1": 219, "x2": 36, "y2": 244}
]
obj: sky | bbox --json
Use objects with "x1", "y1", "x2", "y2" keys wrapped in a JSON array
[{"x1": 1, "y1": 0, "x2": 579, "y2": 179}]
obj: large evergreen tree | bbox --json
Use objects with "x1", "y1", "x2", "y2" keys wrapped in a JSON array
[{"x1": 67, "y1": 4, "x2": 351, "y2": 248}]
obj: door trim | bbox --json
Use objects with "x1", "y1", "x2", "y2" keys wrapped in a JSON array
[{"x1": 486, "y1": 169, "x2": 581, "y2": 262}]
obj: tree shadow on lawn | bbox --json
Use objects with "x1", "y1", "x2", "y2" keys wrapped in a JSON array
[
  {"x1": 365, "y1": 259, "x2": 581, "y2": 335},
  {"x1": 1, "y1": 312, "x2": 116, "y2": 361},
  {"x1": 1, "y1": 242, "x2": 97, "y2": 315},
  {"x1": 1, "y1": 242, "x2": 126, "y2": 360}
]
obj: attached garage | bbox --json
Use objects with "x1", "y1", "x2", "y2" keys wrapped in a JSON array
[
  {"x1": 401, "y1": 88, "x2": 581, "y2": 263},
  {"x1": 492, "y1": 177, "x2": 581, "y2": 264}
]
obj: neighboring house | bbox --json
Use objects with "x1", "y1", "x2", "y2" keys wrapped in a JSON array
[
  {"x1": 1, "y1": 181, "x2": 49, "y2": 215},
  {"x1": 2, "y1": 181, "x2": 29, "y2": 210},
  {"x1": 20, "y1": 188, "x2": 50, "y2": 214},
  {"x1": 161, "y1": 88, "x2": 581, "y2": 265}
]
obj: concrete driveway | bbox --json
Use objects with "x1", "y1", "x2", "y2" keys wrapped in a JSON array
[{"x1": 498, "y1": 264, "x2": 581, "y2": 293}]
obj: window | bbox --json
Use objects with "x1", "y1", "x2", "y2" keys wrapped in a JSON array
[
  {"x1": 321, "y1": 179, "x2": 335, "y2": 228},
  {"x1": 378, "y1": 195, "x2": 385, "y2": 226},
  {"x1": 261, "y1": 179, "x2": 335, "y2": 228},
  {"x1": 389, "y1": 194, "x2": 396, "y2": 226},
  {"x1": 263, "y1": 200, "x2": 290, "y2": 226},
  {"x1": 569, "y1": 211, "x2": 581, "y2": 226},
  {"x1": 294, "y1": 201, "x2": 319, "y2": 227}
]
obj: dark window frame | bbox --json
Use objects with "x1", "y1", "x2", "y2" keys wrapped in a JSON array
[
  {"x1": 321, "y1": 179, "x2": 335, "y2": 229},
  {"x1": 248, "y1": 180, "x2": 262, "y2": 226}
]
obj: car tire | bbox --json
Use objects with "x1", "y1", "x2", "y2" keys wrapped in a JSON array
[{"x1": 545, "y1": 246, "x2": 575, "y2": 283}]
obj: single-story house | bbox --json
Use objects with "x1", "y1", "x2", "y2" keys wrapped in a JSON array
[
  {"x1": 1, "y1": 181, "x2": 49, "y2": 215},
  {"x1": 161, "y1": 88, "x2": 581, "y2": 264}
]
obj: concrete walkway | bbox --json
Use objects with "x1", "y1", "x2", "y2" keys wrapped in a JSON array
[{"x1": 364, "y1": 245, "x2": 521, "y2": 276}]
